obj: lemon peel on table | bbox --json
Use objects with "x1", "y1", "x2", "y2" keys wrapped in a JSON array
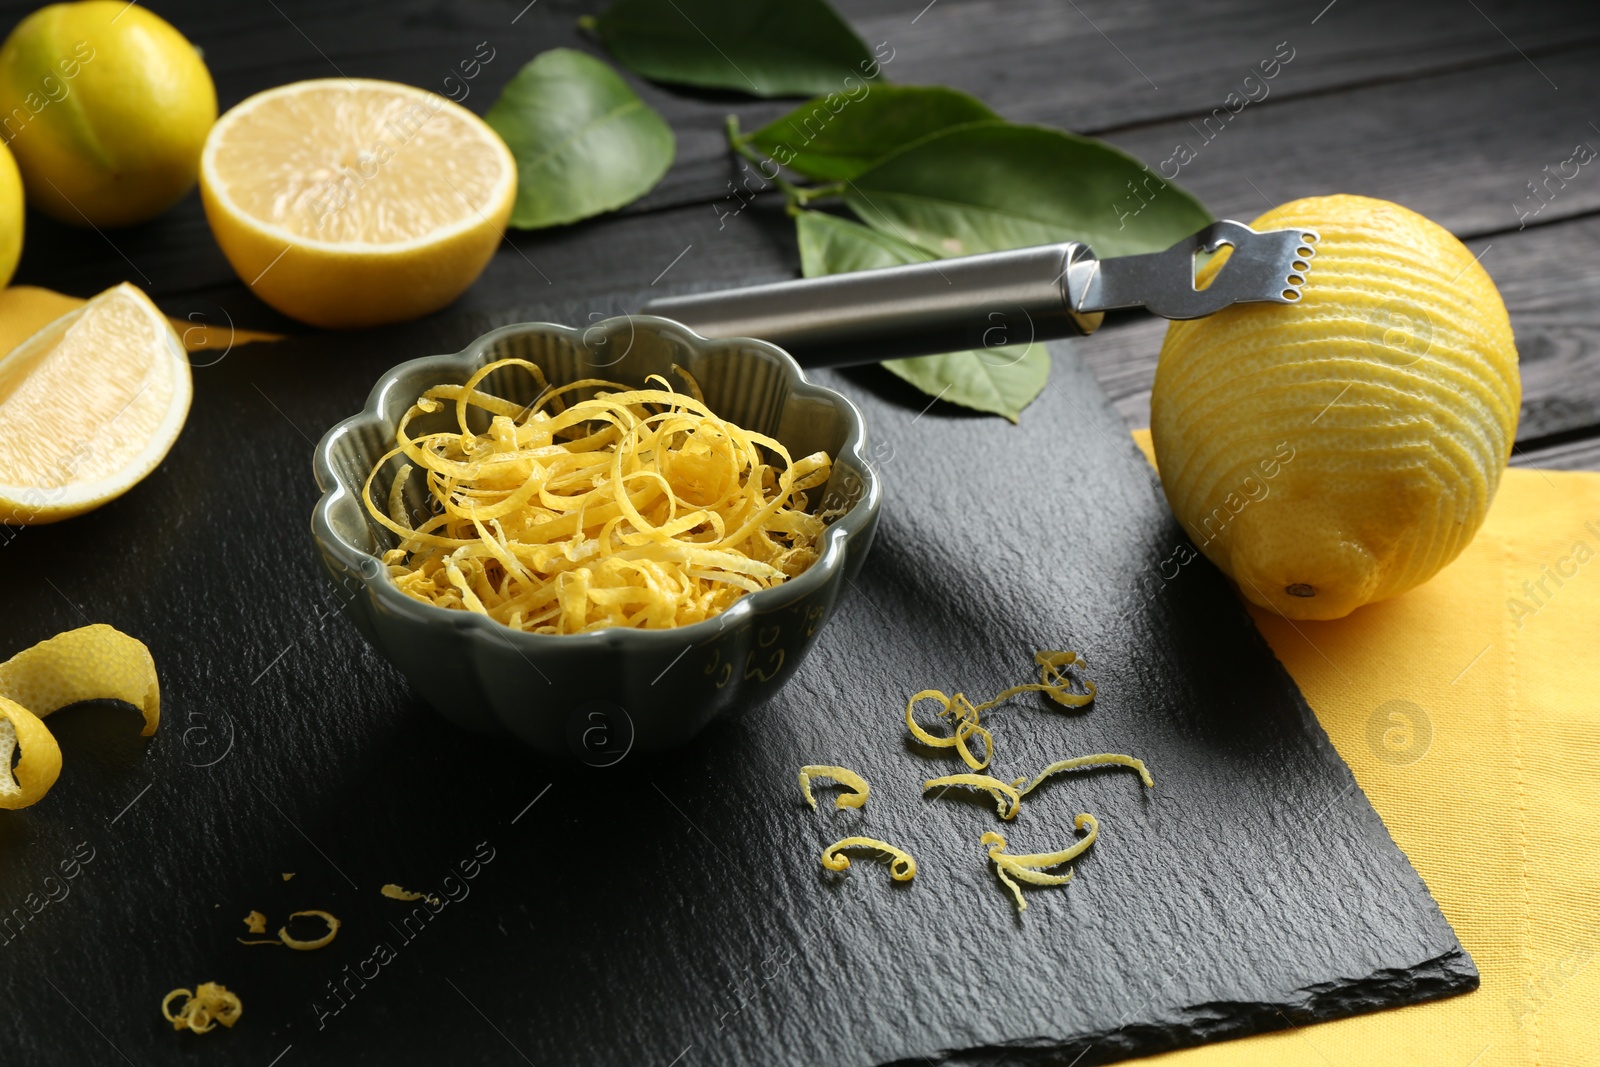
[
  {"x1": 904, "y1": 651, "x2": 1093, "y2": 771},
  {"x1": 1011, "y1": 754, "x2": 1154, "y2": 796},
  {"x1": 243, "y1": 911, "x2": 267, "y2": 935},
  {"x1": 162, "y1": 982, "x2": 242, "y2": 1034},
  {"x1": 381, "y1": 883, "x2": 442, "y2": 906},
  {"x1": 923, "y1": 774, "x2": 1022, "y2": 820},
  {"x1": 0, "y1": 624, "x2": 160, "y2": 810},
  {"x1": 820, "y1": 837, "x2": 917, "y2": 882},
  {"x1": 982, "y1": 814, "x2": 1100, "y2": 913},
  {"x1": 366, "y1": 359, "x2": 833, "y2": 634},
  {"x1": 278, "y1": 910, "x2": 340, "y2": 951},
  {"x1": 798, "y1": 765, "x2": 870, "y2": 810},
  {"x1": 905, "y1": 690, "x2": 994, "y2": 770}
]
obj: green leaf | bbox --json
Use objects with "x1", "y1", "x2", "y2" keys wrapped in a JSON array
[
  {"x1": 484, "y1": 48, "x2": 675, "y2": 229},
  {"x1": 842, "y1": 121, "x2": 1212, "y2": 260},
  {"x1": 796, "y1": 210, "x2": 1049, "y2": 422},
  {"x1": 584, "y1": 0, "x2": 875, "y2": 97},
  {"x1": 744, "y1": 85, "x2": 996, "y2": 181}
]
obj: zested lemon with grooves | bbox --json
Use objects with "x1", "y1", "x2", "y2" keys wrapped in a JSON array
[
  {"x1": 1151, "y1": 195, "x2": 1519, "y2": 620},
  {"x1": 199, "y1": 78, "x2": 517, "y2": 328}
]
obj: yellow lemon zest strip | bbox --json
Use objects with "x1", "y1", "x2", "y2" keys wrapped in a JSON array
[
  {"x1": 243, "y1": 911, "x2": 267, "y2": 934},
  {"x1": 278, "y1": 909, "x2": 341, "y2": 951},
  {"x1": 905, "y1": 690, "x2": 993, "y2": 770},
  {"x1": 381, "y1": 883, "x2": 442, "y2": 907},
  {"x1": 923, "y1": 774, "x2": 1022, "y2": 820},
  {"x1": 820, "y1": 837, "x2": 917, "y2": 882},
  {"x1": 972, "y1": 650, "x2": 1096, "y2": 713},
  {"x1": 798, "y1": 765, "x2": 869, "y2": 810},
  {"x1": 366, "y1": 359, "x2": 833, "y2": 634},
  {"x1": 1011, "y1": 754, "x2": 1154, "y2": 795},
  {"x1": 162, "y1": 982, "x2": 242, "y2": 1033},
  {"x1": 981, "y1": 814, "x2": 1100, "y2": 912}
]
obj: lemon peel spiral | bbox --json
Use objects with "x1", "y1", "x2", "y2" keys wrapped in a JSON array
[
  {"x1": 798, "y1": 765, "x2": 870, "y2": 810},
  {"x1": 922, "y1": 774, "x2": 1022, "y2": 820},
  {"x1": 982, "y1": 814, "x2": 1100, "y2": 912},
  {"x1": 820, "y1": 837, "x2": 916, "y2": 881}
]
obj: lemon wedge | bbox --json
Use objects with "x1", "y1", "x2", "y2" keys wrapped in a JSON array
[
  {"x1": 0, "y1": 282, "x2": 191, "y2": 525},
  {"x1": 199, "y1": 78, "x2": 517, "y2": 328}
]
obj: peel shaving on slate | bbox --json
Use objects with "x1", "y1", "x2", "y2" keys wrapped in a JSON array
[
  {"x1": 365, "y1": 359, "x2": 833, "y2": 634},
  {"x1": 162, "y1": 983, "x2": 243, "y2": 1033},
  {"x1": 923, "y1": 774, "x2": 1022, "y2": 820},
  {"x1": 982, "y1": 814, "x2": 1100, "y2": 913},
  {"x1": 799, "y1": 765, "x2": 869, "y2": 809},
  {"x1": 904, "y1": 650, "x2": 1095, "y2": 770},
  {"x1": 1012, "y1": 754, "x2": 1154, "y2": 795},
  {"x1": 820, "y1": 837, "x2": 917, "y2": 882}
]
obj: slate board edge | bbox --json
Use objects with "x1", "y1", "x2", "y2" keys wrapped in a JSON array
[{"x1": 882, "y1": 947, "x2": 1474, "y2": 1067}]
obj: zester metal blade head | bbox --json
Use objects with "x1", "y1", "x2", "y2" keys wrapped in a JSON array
[{"x1": 1073, "y1": 220, "x2": 1319, "y2": 320}]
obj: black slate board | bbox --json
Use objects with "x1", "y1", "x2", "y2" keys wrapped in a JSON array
[{"x1": 0, "y1": 298, "x2": 1474, "y2": 1066}]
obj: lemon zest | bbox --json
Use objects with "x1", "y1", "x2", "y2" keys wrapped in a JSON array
[
  {"x1": 381, "y1": 883, "x2": 442, "y2": 906},
  {"x1": 972, "y1": 650, "x2": 1096, "y2": 712},
  {"x1": 278, "y1": 909, "x2": 340, "y2": 951},
  {"x1": 820, "y1": 837, "x2": 916, "y2": 882},
  {"x1": 923, "y1": 774, "x2": 1022, "y2": 820},
  {"x1": 905, "y1": 690, "x2": 994, "y2": 770},
  {"x1": 982, "y1": 814, "x2": 1100, "y2": 912},
  {"x1": 798, "y1": 765, "x2": 869, "y2": 810},
  {"x1": 365, "y1": 359, "x2": 833, "y2": 634},
  {"x1": 1012, "y1": 754, "x2": 1154, "y2": 795},
  {"x1": 162, "y1": 982, "x2": 242, "y2": 1033},
  {"x1": 243, "y1": 910, "x2": 267, "y2": 934}
]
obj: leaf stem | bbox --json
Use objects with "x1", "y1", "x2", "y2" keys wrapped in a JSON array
[{"x1": 724, "y1": 115, "x2": 841, "y2": 208}]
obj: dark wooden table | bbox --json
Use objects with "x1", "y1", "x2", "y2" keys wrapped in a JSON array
[{"x1": 7, "y1": 0, "x2": 1599, "y2": 470}]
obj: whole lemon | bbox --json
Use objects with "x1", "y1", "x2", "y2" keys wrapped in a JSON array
[
  {"x1": 0, "y1": 1, "x2": 216, "y2": 227},
  {"x1": 1151, "y1": 195, "x2": 1520, "y2": 620},
  {"x1": 0, "y1": 138, "x2": 21, "y2": 285}
]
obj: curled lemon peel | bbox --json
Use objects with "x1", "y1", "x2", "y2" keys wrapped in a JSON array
[
  {"x1": 381, "y1": 883, "x2": 442, "y2": 906},
  {"x1": 365, "y1": 359, "x2": 834, "y2": 634},
  {"x1": 1011, "y1": 754, "x2": 1154, "y2": 795},
  {"x1": 162, "y1": 982, "x2": 242, "y2": 1033},
  {"x1": 904, "y1": 652, "x2": 1092, "y2": 773},
  {"x1": 905, "y1": 690, "x2": 994, "y2": 771},
  {"x1": 820, "y1": 837, "x2": 916, "y2": 882},
  {"x1": 798, "y1": 765, "x2": 869, "y2": 810},
  {"x1": 923, "y1": 774, "x2": 1022, "y2": 820},
  {"x1": 278, "y1": 909, "x2": 340, "y2": 951},
  {"x1": 0, "y1": 625, "x2": 160, "y2": 810},
  {"x1": 243, "y1": 911, "x2": 267, "y2": 934},
  {"x1": 982, "y1": 814, "x2": 1100, "y2": 912}
]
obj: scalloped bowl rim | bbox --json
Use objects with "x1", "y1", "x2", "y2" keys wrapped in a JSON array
[{"x1": 310, "y1": 314, "x2": 881, "y2": 653}]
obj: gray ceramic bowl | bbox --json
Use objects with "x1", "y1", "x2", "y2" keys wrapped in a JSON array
[{"x1": 311, "y1": 315, "x2": 880, "y2": 762}]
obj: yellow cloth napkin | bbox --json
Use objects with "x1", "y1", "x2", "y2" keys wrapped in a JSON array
[
  {"x1": 0, "y1": 284, "x2": 279, "y2": 356},
  {"x1": 1129, "y1": 428, "x2": 1600, "y2": 1067}
]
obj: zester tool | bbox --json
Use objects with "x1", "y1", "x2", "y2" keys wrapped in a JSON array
[{"x1": 642, "y1": 220, "x2": 1318, "y2": 367}]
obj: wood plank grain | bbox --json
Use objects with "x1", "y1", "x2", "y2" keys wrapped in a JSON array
[
  {"x1": 1101, "y1": 46, "x2": 1600, "y2": 240},
  {"x1": 1513, "y1": 433, "x2": 1600, "y2": 471},
  {"x1": 9, "y1": 0, "x2": 1600, "y2": 298}
]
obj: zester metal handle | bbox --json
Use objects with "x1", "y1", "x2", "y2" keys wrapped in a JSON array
[{"x1": 642, "y1": 242, "x2": 1104, "y2": 368}]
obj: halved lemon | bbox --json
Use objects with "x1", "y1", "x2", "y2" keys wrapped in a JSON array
[
  {"x1": 0, "y1": 282, "x2": 191, "y2": 525},
  {"x1": 199, "y1": 78, "x2": 517, "y2": 329}
]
